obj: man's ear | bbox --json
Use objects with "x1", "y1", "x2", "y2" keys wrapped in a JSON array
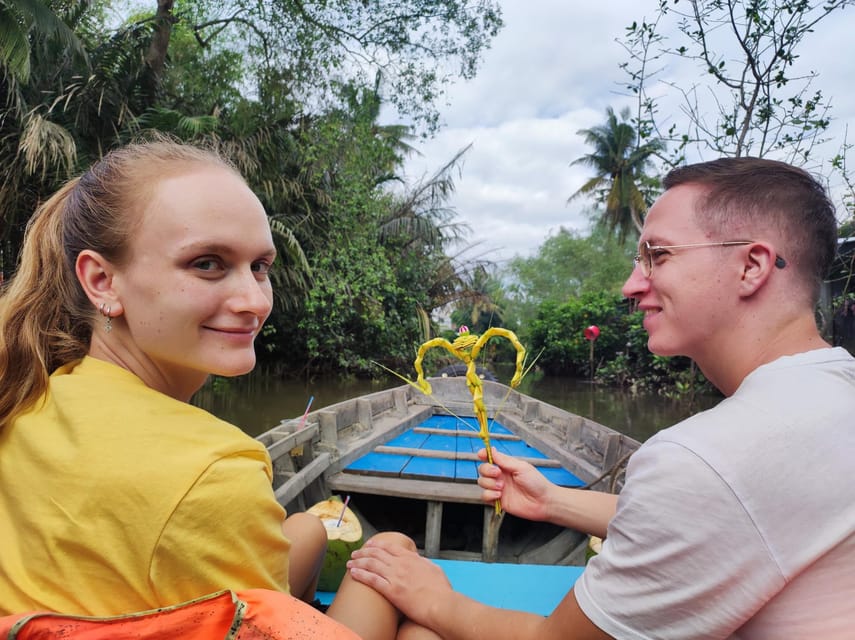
[
  {"x1": 739, "y1": 242, "x2": 778, "y2": 297},
  {"x1": 75, "y1": 249, "x2": 124, "y2": 317}
]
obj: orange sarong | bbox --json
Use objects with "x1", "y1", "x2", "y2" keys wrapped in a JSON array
[{"x1": 0, "y1": 589, "x2": 358, "y2": 639}]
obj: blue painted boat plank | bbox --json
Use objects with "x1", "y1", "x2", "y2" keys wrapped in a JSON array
[
  {"x1": 317, "y1": 560, "x2": 584, "y2": 616},
  {"x1": 485, "y1": 420, "x2": 513, "y2": 435},
  {"x1": 402, "y1": 455, "x2": 456, "y2": 479},
  {"x1": 456, "y1": 418, "x2": 479, "y2": 432},
  {"x1": 498, "y1": 439, "x2": 548, "y2": 459},
  {"x1": 385, "y1": 430, "x2": 430, "y2": 448},
  {"x1": 345, "y1": 452, "x2": 410, "y2": 475},
  {"x1": 420, "y1": 415, "x2": 458, "y2": 430},
  {"x1": 454, "y1": 459, "x2": 479, "y2": 482},
  {"x1": 422, "y1": 415, "x2": 482, "y2": 431},
  {"x1": 421, "y1": 433, "x2": 457, "y2": 452},
  {"x1": 489, "y1": 439, "x2": 513, "y2": 455},
  {"x1": 457, "y1": 435, "x2": 478, "y2": 453},
  {"x1": 419, "y1": 414, "x2": 513, "y2": 434},
  {"x1": 538, "y1": 466, "x2": 585, "y2": 487},
  {"x1": 346, "y1": 413, "x2": 585, "y2": 487},
  {"x1": 435, "y1": 559, "x2": 582, "y2": 615}
]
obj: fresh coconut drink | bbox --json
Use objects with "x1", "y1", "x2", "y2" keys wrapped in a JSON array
[
  {"x1": 586, "y1": 535, "x2": 603, "y2": 563},
  {"x1": 307, "y1": 496, "x2": 364, "y2": 591}
]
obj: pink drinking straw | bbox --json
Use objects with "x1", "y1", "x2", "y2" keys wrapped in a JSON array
[
  {"x1": 298, "y1": 395, "x2": 314, "y2": 430},
  {"x1": 335, "y1": 495, "x2": 351, "y2": 527}
]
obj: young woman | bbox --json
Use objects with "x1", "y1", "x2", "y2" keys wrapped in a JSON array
[{"x1": 0, "y1": 140, "x2": 408, "y2": 640}]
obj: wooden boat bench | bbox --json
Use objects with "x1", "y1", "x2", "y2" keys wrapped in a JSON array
[{"x1": 317, "y1": 559, "x2": 584, "y2": 616}]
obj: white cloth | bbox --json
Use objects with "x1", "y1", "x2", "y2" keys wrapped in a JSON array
[{"x1": 575, "y1": 347, "x2": 855, "y2": 639}]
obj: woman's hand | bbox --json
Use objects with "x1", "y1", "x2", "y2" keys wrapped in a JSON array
[{"x1": 477, "y1": 448, "x2": 554, "y2": 522}]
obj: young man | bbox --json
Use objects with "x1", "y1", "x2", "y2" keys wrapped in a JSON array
[{"x1": 347, "y1": 157, "x2": 855, "y2": 639}]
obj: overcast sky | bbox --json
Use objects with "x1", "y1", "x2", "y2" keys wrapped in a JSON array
[{"x1": 392, "y1": 0, "x2": 855, "y2": 266}]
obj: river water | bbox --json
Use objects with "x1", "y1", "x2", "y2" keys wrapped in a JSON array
[{"x1": 193, "y1": 368, "x2": 721, "y2": 443}]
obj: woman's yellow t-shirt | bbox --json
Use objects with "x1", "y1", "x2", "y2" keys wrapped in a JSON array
[{"x1": 0, "y1": 356, "x2": 291, "y2": 616}]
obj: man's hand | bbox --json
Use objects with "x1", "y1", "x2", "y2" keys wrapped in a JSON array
[
  {"x1": 347, "y1": 537, "x2": 453, "y2": 627},
  {"x1": 477, "y1": 448, "x2": 554, "y2": 522}
]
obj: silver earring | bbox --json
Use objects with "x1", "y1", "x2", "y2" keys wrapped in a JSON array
[{"x1": 98, "y1": 303, "x2": 113, "y2": 333}]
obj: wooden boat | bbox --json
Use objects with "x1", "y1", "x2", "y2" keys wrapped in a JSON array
[{"x1": 255, "y1": 376, "x2": 640, "y2": 567}]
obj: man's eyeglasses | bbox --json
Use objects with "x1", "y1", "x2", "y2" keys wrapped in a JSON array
[{"x1": 632, "y1": 241, "x2": 787, "y2": 278}]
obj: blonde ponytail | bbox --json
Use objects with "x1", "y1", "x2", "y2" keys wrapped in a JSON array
[{"x1": 0, "y1": 180, "x2": 92, "y2": 427}]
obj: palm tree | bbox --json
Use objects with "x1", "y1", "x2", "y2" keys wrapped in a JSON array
[
  {"x1": 451, "y1": 265, "x2": 507, "y2": 333},
  {"x1": 569, "y1": 106, "x2": 664, "y2": 243}
]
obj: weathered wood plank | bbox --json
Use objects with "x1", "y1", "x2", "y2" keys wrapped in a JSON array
[
  {"x1": 422, "y1": 433, "x2": 458, "y2": 452},
  {"x1": 385, "y1": 430, "x2": 430, "y2": 448},
  {"x1": 273, "y1": 452, "x2": 330, "y2": 506},
  {"x1": 266, "y1": 423, "x2": 320, "y2": 461},
  {"x1": 323, "y1": 407, "x2": 434, "y2": 477},
  {"x1": 518, "y1": 528, "x2": 582, "y2": 564},
  {"x1": 482, "y1": 507, "x2": 502, "y2": 562},
  {"x1": 327, "y1": 472, "x2": 483, "y2": 504},
  {"x1": 425, "y1": 501, "x2": 443, "y2": 557}
]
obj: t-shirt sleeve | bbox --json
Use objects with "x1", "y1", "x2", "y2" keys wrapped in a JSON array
[
  {"x1": 150, "y1": 451, "x2": 291, "y2": 605},
  {"x1": 573, "y1": 440, "x2": 785, "y2": 640}
]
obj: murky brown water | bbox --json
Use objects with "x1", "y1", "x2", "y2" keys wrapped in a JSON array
[{"x1": 193, "y1": 368, "x2": 721, "y2": 442}]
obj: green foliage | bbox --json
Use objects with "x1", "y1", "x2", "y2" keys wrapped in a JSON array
[
  {"x1": 528, "y1": 292, "x2": 631, "y2": 377},
  {"x1": 528, "y1": 291, "x2": 715, "y2": 398},
  {"x1": 0, "y1": 0, "x2": 87, "y2": 82},
  {"x1": 298, "y1": 226, "x2": 411, "y2": 374},
  {"x1": 256, "y1": 95, "x2": 405, "y2": 372},
  {"x1": 157, "y1": 18, "x2": 246, "y2": 116},
  {"x1": 449, "y1": 264, "x2": 510, "y2": 334},
  {"x1": 504, "y1": 225, "x2": 633, "y2": 329},
  {"x1": 172, "y1": 0, "x2": 504, "y2": 135},
  {"x1": 256, "y1": 83, "x2": 472, "y2": 376},
  {"x1": 595, "y1": 312, "x2": 714, "y2": 399}
]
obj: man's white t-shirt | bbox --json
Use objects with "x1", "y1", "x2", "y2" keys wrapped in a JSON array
[{"x1": 575, "y1": 347, "x2": 855, "y2": 639}]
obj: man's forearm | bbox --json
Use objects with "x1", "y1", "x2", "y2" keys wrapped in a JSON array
[
  {"x1": 425, "y1": 590, "x2": 551, "y2": 640},
  {"x1": 424, "y1": 587, "x2": 612, "y2": 640},
  {"x1": 545, "y1": 487, "x2": 618, "y2": 538}
]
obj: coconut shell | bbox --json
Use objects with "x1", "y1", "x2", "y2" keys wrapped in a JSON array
[
  {"x1": 307, "y1": 498, "x2": 365, "y2": 592},
  {"x1": 585, "y1": 535, "x2": 603, "y2": 563}
]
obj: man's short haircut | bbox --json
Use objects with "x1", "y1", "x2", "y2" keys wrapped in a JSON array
[{"x1": 663, "y1": 157, "x2": 837, "y2": 302}]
